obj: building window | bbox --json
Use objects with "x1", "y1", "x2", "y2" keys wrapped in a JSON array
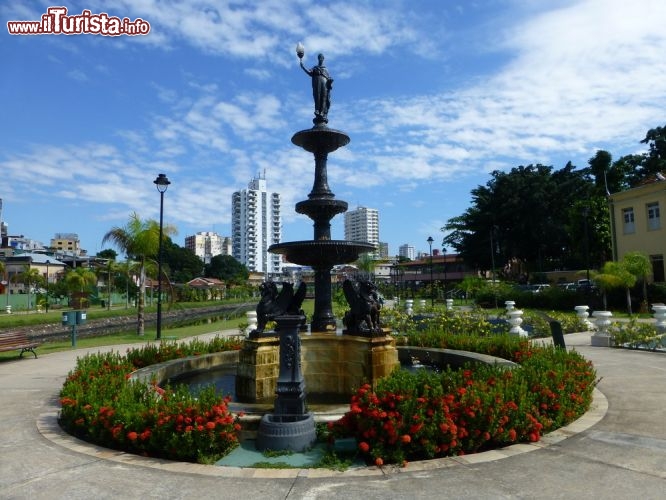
[
  {"x1": 647, "y1": 202, "x2": 660, "y2": 231},
  {"x1": 622, "y1": 207, "x2": 635, "y2": 234}
]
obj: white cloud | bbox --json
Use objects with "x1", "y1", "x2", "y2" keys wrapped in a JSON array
[{"x1": 67, "y1": 69, "x2": 89, "y2": 82}]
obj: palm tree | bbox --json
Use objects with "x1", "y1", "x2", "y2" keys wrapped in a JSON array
[
  {"x1": 594, "y1": 261, "x2": 636, "y2": 314},
  {"x1": 355, "y1": 254, "x2": 376, "y2": 281},
  {"x1": 102, "y1": 212, "x2": 176, "y2": 335},
  {"x1": 18, "y1": 265, "x2": 42, "y2": 311},
  {"x1": 64, "y1": 267, "x2": 97, "y2": 309},
  {"x1": 622, "y1": 251, "x2": 652, "y2": 312}
]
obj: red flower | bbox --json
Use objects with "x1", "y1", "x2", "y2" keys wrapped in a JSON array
[
  {"x1": 508, "y1": 429, "x2": 517, "y2": 441},
  {"x1": 401, "y1": 434, "x2": 411, "y2": 444},
  {"x1": 358, "y1": 441, "x2": 370, "y2": 453},
  {"x1": 375, "y1": 457, "x2": 384, "y2": 467},
  {"x1": 127, "y1": 431, "x2": 138, "y2": 441},
  {"x1": 206, "y1": 421, "x2": 216, "y2": 430}
]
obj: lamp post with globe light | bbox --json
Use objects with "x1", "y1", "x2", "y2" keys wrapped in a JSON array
[{"x1": 153, "y1": 173, "x2": 170, "y2": 340}]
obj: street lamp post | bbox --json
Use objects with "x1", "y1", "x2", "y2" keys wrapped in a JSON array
[
  {"x1": 45, "y1": 260, "x2": 50, "y2": 313},
  {"x1": 427, "y1": 236, "x2": 434, "y2": 307},
  {"x1": 441, "y1": 247, "x2": 447, "y2": 299},
  {"x1": 582, "y1": 206, "x2": 590, "y2": 282},
  {"x1": 154, "y1": 173, "x2": 171, "y2": 340}
]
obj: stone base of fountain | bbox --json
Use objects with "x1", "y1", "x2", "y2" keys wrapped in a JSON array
[
  {"x1": 236, "y1": 331, "x2": 400, "y2": 403},
  {"x1": 255, "y1": 413, "x2": 317, "y2": 452}
]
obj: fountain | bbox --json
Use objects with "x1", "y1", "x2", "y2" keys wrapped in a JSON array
[{"x1": 235, "y1": 44, "x2": 400, "y2": 451}]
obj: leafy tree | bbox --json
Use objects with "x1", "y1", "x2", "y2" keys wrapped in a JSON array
[
  {"x1": 443, "y1": 163, "x2": 598, "y2": 278},
  {"x1": 163, "y1": 239, "x2": 204, "y2": 283},
  {"x1": 622, "y1": 251, "x2": 652, "y2": 310},
  {"x1": 639, "y1": 125, "x2": 666, "y2": 177},
  {"x1": 204, "y1": 255, "x2": 249, "y2": 284},
  {"x1": 102, "y1": 212, "x2": 176, "y2": 335},
  {"x1": 97, "y1": 248, "x2": 118, "y2": 260}
]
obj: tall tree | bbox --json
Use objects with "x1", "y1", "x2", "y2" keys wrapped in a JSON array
[
  {"x1": 204, "y1": 255, "x2": 249, "y2": 284},
  {"x1": 640, "y1": 125, "x2": 666, "y2": 176},
  {"x1": 443, "y1": 163, "x2": 597, "y2": 278},
  {"x1": 102, "y1": 212, "x2": 176, "y2": 335},
  {"x1": 163, "y1": 239, "x2": 204, "y2": 283}
]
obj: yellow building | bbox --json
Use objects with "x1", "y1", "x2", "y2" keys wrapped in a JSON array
[
  {"x1": 609, "y1": 175, "x2": 665, "y2": 282},
  {"x1": 50, "y1": 233, "x2": 82, "y2": 256}
]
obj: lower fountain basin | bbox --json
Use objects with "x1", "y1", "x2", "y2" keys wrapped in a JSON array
[{"x1": 268, "y1": 240, "x2": 376, "y2": 267}]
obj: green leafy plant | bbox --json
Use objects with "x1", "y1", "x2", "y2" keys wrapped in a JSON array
[
  {"x1": 59, "y1": 337, "x2": 243, "y2": 463},
  {"x1": 330, "y1": 346, "x2": 596, "y2": 466},
  {"x1": 608, "y1": 318, "x2": 662, "y2": 349}
]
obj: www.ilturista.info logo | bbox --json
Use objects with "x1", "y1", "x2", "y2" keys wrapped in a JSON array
[{"x1": 7, "y1": 6, "x2": 151, "y2": 36}]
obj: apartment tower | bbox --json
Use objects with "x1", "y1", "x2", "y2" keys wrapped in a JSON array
[
  {"x1": 231, "y1": 175, "x2": 282, "y2": 276},
  {"x1": 344, "y1": 206, "x2": 379, "y2": 259}
]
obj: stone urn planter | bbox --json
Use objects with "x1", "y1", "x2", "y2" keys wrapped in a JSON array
[
  {"x1": 507, "y1": 309, "x2": 528, "y2": 337},
  {"x1": 574, "y1": 305, "x2": 594, "y2": 331},
  {"x1": 591, "y1": 310, "x2": 613, "y2": 347}
]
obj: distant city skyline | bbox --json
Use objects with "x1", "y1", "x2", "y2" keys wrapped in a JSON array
[{"x1": 3, "y1": 2, "x2": 666, "y2": 259}]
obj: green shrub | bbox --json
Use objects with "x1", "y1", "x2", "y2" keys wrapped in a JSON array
[
  {"x1": 59, "y1": 337, "x2": 243, "y2": 463},
  {"x1": 608, "y1": 318, "x2": 662, "y2": 349},
  {"x1": 330, "y1": 346, "x2": 596, "y2": 465}
]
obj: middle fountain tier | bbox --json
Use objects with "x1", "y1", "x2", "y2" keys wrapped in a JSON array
[{"x1": 269, "y1": 125, "x2": 375, "y2": 332}]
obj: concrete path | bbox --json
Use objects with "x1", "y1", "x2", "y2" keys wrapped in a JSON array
[{"x1": 2, "y1": 332, "x2": 666, "y2": 499}]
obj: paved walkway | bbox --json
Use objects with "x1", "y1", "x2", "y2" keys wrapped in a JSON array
[{"x1": 2, "y1": 331, "x2": 666, "y2": 499}]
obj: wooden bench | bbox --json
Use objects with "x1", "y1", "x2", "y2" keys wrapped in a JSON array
[{"x1": 0, "y1": 331, "x2": 40, "y2": 358}]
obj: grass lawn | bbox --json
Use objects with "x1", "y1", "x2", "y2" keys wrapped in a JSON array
[
  {"x1": 0, "y1": 301, "x2": 255, "y2": 361},
  {"x1": 0, "y1": 299, "x2": 319, "y2": 361}
]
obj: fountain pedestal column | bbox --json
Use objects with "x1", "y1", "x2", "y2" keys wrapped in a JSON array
[
  {"x1": 269, "y1": 126, "x2": 374, "y2": 333},
  {"x1": 255, "y1": 314, "x2": 316, "y2": 452}
]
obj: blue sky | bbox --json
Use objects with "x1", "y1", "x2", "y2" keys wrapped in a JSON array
[{"x1": 2, "y1": 0, "x2": 666, "y2": 258}]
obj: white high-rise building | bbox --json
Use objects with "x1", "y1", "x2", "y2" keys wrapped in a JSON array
[
  {"x1": 185, "y1": 232, "x2": 231, "y2": 264},
  {"x1": 399, "y1": 244, "x2": 415, "y2": 261},
  {"x1": 232, "y1": 175, "x2": 282, "y2": 276},
  {"x1": 344, "y1": 206, "x2": 379, "y2": 259}
]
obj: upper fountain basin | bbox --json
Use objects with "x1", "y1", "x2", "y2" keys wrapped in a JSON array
[
  {"x1": 291, "y1": 127, "x2": 350, "y2": 153},
  {"x1": 269, "y1": 240, "x2": 375, "y2": 267}
]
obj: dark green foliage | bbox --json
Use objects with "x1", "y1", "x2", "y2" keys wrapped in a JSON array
[
  {"x1": 162, "y1": 239, "x2": 205, "y2": 283},
  {"x1": 204, "y1": 255, "x2": 249, "y2": 283}
]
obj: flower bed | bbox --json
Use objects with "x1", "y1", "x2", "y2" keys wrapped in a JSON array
[
  {"x1": 329, "y1": 340, "x2": 596, "y2": 466},
  {"x1": 59, "y1": 329, "x2": 596, "y2": 467},
  {"x1": 59, "y1": 337, "x2": 243, "y2": 463}
]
